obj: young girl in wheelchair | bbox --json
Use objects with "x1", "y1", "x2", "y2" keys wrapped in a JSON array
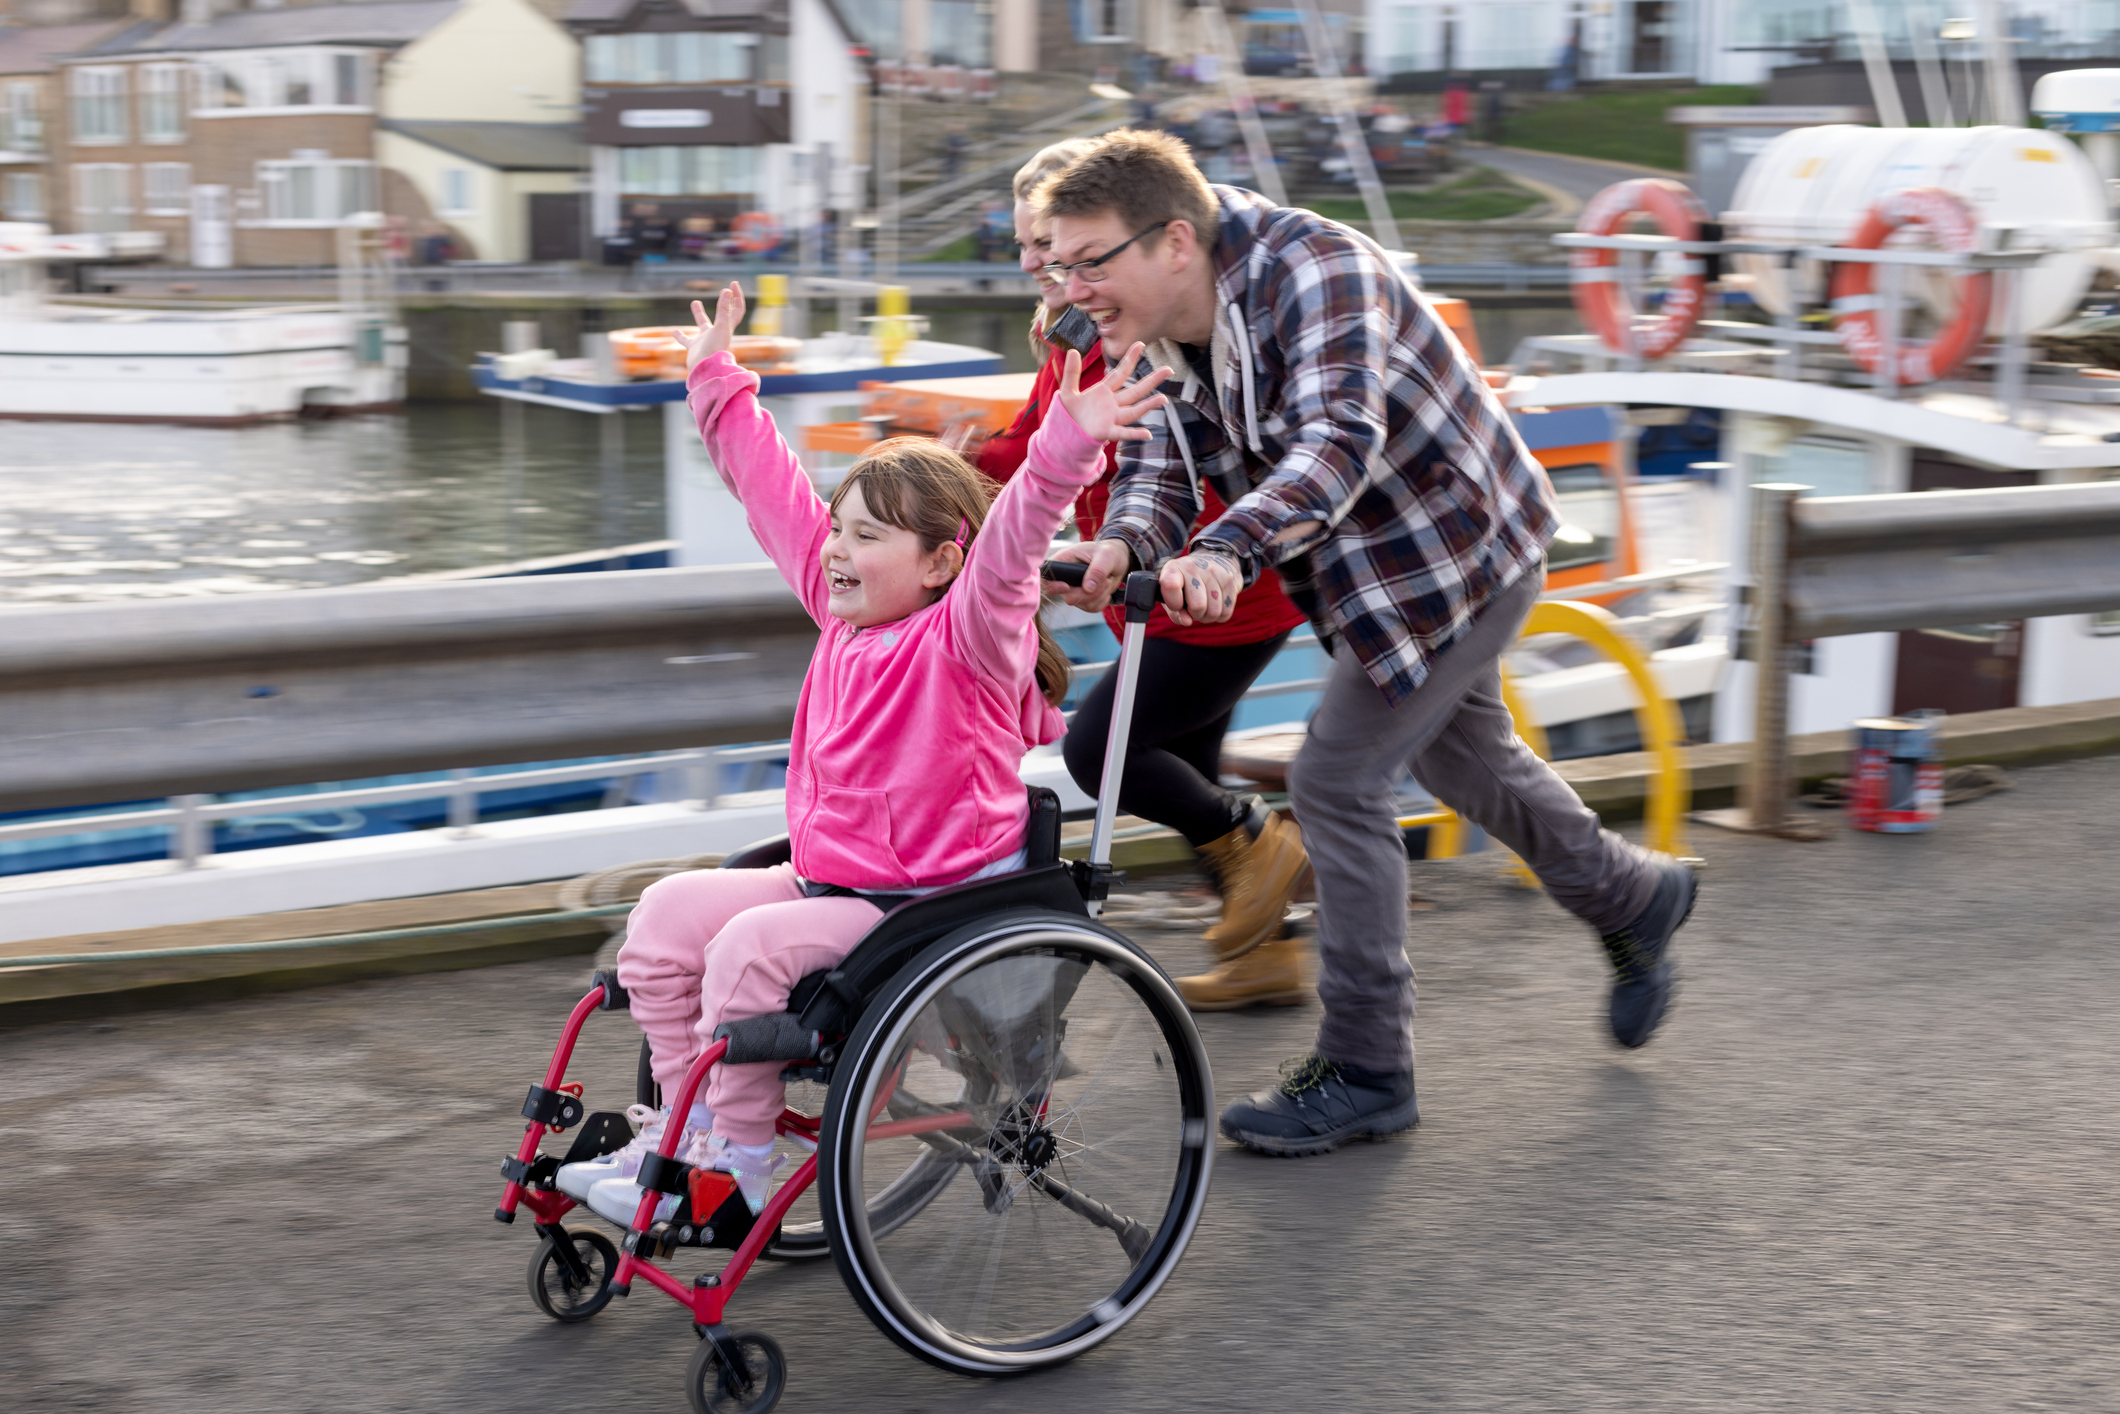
[{"x1": 557, "y1": 283, "x2": 1171, "y2": 1225}]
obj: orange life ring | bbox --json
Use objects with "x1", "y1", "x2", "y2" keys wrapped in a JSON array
[
  {"x1": 730, "y1": 211, "x2": 783, "y2": 255},
  {"x1": 1570, "y1": 178, "x2": 1710, "y2": 360},
  {"x1": 606, "y1": 328, "x2": 800, "y2": 379},
  {"x1": 1828, "y1": 187, "x2": 1990, "y2": 386}
]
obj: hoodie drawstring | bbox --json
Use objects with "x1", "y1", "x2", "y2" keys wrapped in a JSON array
[{"x1": 1226, "y1": 299, "x2": 1265, "y2": 456}]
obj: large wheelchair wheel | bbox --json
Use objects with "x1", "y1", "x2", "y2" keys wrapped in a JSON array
[{"x1": 818, "y1": 909, "x2": 1213, "y2": 1375}]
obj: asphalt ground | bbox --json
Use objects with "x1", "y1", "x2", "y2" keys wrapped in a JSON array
[{"x1": 9, "y1": 754, "x2": 2120, "y2": 1412}]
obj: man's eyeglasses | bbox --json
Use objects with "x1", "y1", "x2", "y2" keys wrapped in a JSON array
[{"x1": 1042, "y1": 222, "x2": 1169, "y2": 284}]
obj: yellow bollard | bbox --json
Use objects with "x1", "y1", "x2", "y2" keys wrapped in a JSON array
[
  {"x1": 875, "y1": 284, "x2": 912, "y2": 366},
  {"x1": 750, "y1": 273, "x2": 788, "y2": 338},
  {"x1": 1392, "y1": 599, "x2": 1689, "y2": 865}
]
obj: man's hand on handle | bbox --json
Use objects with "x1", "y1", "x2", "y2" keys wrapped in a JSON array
[{"x1": 1042, "y1": 538, "x2": 1133, "y2": 611}]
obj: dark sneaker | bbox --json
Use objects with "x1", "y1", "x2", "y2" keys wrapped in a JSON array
[
  {"x1": 1218, "y1": 1054, "x2": 1419, "y2": 1157},
  {"x1": 1600, "y1": 859, "x2": 1698, "y2": 1049}
]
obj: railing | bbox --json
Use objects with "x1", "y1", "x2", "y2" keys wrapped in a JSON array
[
  {"x1": 0, "y1": 558, "x2": 1727, "y2": 872},
  {"x1": 1740, "y1": 478, "x2": 2120, "y2": 836}
]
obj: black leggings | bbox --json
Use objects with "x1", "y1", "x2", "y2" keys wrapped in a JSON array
[{"x1": 1062, "y1": 630, "x2": 1292, "y2": 849}]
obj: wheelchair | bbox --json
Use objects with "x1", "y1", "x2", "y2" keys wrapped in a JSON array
[{"x1": 494, "y1": 572, "x2": 1215, "y2": 1414}]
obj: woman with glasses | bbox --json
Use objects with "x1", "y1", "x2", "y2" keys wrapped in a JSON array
[{"x1": 976, "y1": 139, "x2": 1315, "y2": 1012}]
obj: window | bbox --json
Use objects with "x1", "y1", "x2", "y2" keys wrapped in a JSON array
[
  {"x1": 70, "y1": 66, "x2": 128, "y2": 144},
  {"x1": 143, "y1": 162, "x2": 191, "y2": 216},
  {"x1": 196, "y1": 49, "x2": 369, "y2": 112},
  {"x1": 334, "y1": 53, "x2": 361, "y2": 105},
  {"x1": 617, "y1": 144, "x2": 759, "y2": 196},
  {"x1": 254, "y1": 156, "x2": 375, "y2": 224},
  {"x1": 3, "y1": 172, "x2": 44, "y2": 220},
  {"x1": 1544, "y1": 463, "x2": 1620, "y2": 573},
  {"x1": 585, "y1": 31, "x2": 760, "y2": 84},
  {"x1": 72, "y1": 162, "x2": 132, "y2": 232},
  {"x1": 140, "y1": 63, "x2": 187, "y2": 142},
  {"x1": 2, "y1": 81, "x2": 42, "y2": 153},
  {"x1": 440, "y1": 166, "x2": 473, "y2": 216}
]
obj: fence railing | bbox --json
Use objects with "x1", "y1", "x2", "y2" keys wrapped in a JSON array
[
  {"x1": 0, "y1": 556, "x2": 1729, "y2": 870},
  {"x1": 1741, "y1": 478, "x2": 2120, "y2": 835}
]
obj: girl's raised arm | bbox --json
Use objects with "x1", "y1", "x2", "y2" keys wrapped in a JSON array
[
  {"x1": 679, "y1": 287, "x2": 832, "y2": 623},
  {"x1": 951, "y1": 347, "x2": 1170, "y2": 686}
]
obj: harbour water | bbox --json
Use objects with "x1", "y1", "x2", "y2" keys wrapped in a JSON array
[{"x1": 0, "y1": 402, "x2": 668, "y2": 606}]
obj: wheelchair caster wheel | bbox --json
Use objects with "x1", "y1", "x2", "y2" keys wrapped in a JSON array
[
  {"x1": 527, "y1": 1227, "x2": 619, "y2": 1323},
  {"x1": 687, "y1": 1329, "x2": 785, "y2": 1414}
]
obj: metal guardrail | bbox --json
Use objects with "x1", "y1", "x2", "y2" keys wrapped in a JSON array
[
  {"x1": 1741, "y1": 478, "x2": 2120, "y2": 835},
  {"x1": 0, "y1": 564, "x2": 820, "y2": 815},
  {"x1": 2, "y1": 556, "x2": 1732, "y2": 867}
]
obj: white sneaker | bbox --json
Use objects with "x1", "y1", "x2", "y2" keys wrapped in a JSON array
[
  {"x1": 585, "y1": 1124, "x2": 716, "y2": 1224},
  {"x1": 554, "y1": 1102, "x2": 708, "y2": 1202},
  {"x1": 585, "y1": 1131, "x2": 785, "y2": 1226}
]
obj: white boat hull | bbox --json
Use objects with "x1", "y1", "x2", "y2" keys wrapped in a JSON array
[{"x1": 0, "y1": 306, "x2": 404, "y2": 423}]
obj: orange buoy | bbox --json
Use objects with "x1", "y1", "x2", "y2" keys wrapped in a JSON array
[
  {"x1": 1571, "y1": 178, "x2": 1710, "y2": 361},
  {"x1": 730, "y1": 211, "x2": 783, "y2": 255},
  {"x1": 1828, "y1": 186, "x2": 1991, "y2": 386}
]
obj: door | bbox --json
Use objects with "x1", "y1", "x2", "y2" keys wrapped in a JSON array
[
  {"x1": 529, "y1": 192, "x2": 584, "y2": 262},
  {"x1": 1889, "y1": 457, "x2": 2034, "y2": 716},
  {"x1": 1629, "y1": 1, "x2": 1670, "y2": 73},
  {"x1": 189, "y1": 184, "x2": 231, "y2": 269}
]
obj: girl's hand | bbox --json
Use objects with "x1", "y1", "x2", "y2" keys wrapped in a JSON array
[
  {"x1": 674, "y1": 284, "x2": 744, "y2": 375},
  {"x1": 1054, "y1": 342, "x2": 1172, "y2": 444}
]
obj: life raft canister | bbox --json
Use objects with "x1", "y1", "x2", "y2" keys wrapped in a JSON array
[{"x1": 1828, "y1": 186, "x2": 1991, "y2": 386}]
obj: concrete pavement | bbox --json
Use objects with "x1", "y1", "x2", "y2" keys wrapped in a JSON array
[
  {"x1": 1463, "y1": 143, "x2": 1689, "y2": 216},
  {"x1": 9, "y1": 754, "x2": 2120, "y2": 1411}
]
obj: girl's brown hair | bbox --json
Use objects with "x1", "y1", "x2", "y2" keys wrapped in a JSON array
[{"x1": 828, "y1": 437, "x2": 1073, "y2": 708}]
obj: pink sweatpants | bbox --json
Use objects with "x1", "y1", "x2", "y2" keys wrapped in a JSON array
[{"x1": 615, "y1": 864, "x2": 880, "y2": 1146}]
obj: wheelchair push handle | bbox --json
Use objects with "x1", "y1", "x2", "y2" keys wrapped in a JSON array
[
  {"x1": 1038, "y1": 560, "x2": 1159, "y2": 620},
  {"x1": 1082, "y1": 572, "x2": 1164, "y2": 911}
]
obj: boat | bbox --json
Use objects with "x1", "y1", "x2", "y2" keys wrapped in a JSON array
[
  {"x1": 1506, "y1": 106, "x2": 2120, "y2": 743},
  {"x1": 0, "y1": 222, "x2": 404, "y2": 424}
]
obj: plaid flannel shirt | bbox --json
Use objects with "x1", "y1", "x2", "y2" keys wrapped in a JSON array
[{"x1": 1100, "y1": 186, "x2": 1558, "y2": 706}]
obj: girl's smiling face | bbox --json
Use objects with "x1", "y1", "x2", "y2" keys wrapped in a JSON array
[{"x1": 821, "y1": 479, "x2": 962, "y2": 627}]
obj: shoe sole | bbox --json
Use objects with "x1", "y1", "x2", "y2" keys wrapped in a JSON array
[
  {"x1": 1611, "y1": 866, "x2": 1697, "y2": 1049},
  {"x1": 1181, "y1": 988, "x2": 1308, "y2": 1013},
  {"x1": 1219, "y1": 1097, "x2": 1420, "y2": 1157}
]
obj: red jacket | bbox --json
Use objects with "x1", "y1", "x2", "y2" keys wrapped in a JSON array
[{"x1": 976, "y1": 339, "x2": 1307, "y2": 648}]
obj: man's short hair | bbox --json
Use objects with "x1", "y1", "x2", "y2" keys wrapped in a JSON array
[
  {"x1": 1033, "y1": 128, "x2": 1220, "y2": 249},
  {"x1": 1012, "y1": 138, "x2": 1104, "y2": 202}
]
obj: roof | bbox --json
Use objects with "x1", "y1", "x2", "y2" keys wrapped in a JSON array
[
  {"x1": 562, "y1": 0, "x2": 786, "y2": 29},
  {"x1": 380, "y1": 119, "x2": 585, "y2": 170},
  {"x1": 0, "y1": 19, "x2": 138, "y2": 75},
  {"x1": 76, "y1": 1, "x2": 460, "y2": 57}
]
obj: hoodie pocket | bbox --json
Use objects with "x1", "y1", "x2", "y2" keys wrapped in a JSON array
[{"x1": 785, "y1": 766, "x2": 906, "y2": 882}]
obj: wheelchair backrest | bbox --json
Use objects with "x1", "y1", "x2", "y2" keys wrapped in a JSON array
[{"x1": 716, "y1": 786, "x2": 1062, "y2": 875}]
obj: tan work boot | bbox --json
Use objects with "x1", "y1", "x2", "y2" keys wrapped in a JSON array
[
  {"x1": 1176, "y1": 935, "x2": 1310, "y2": 1012},
  {"x1": 1199, "y1": 810, "x2": 1313, "y2": 961}
]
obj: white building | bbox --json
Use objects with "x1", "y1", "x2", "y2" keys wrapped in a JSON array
[{"x1": 1366, "y1": 1, "x2": 2120, "y2": 87}]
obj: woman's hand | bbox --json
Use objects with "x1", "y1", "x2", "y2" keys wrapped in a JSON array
[
  {"x1": 674, "y1": 284, "x2": 744, "y2": 375},
  {"x1": 1053, "y1": 343, "x2": 1172, "y2": 444}
]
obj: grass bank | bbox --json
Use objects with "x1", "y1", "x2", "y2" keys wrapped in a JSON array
[
  {"x1": 1502, "y1": 85, "x2": 1759, "y2": 171},
  {"x1": 1304, "y1": 166, "x2": 1545, "y2": 223}
]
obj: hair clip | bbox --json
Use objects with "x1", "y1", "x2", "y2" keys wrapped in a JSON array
[{"x1": 952, "y1": 516, "x2": 970, "y2": 549}]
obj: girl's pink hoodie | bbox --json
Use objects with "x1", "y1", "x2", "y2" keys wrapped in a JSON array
[{"x1": 687, "y1": 350, "x2": 1102, "y2": 891}]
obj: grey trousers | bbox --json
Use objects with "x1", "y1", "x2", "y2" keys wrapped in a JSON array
[{"x1": 1288, "y1": 568, "x2": 1660, "y2": 1073}]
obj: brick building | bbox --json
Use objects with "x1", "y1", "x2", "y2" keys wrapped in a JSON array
[
  {"x1": 50, "y1": 0, "x2": 579, "y2": 266},
  {"x1": 0, "y1": 16, "x2": 130, "y2": 224}
]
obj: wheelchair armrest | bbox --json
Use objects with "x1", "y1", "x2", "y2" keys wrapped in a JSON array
[
  {"x1": 713, "y1": 1013, "x2": 825, "y2": 1065},
  {"x1": 720, "y1": 834, "x2": 793, "y2": 871}
]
